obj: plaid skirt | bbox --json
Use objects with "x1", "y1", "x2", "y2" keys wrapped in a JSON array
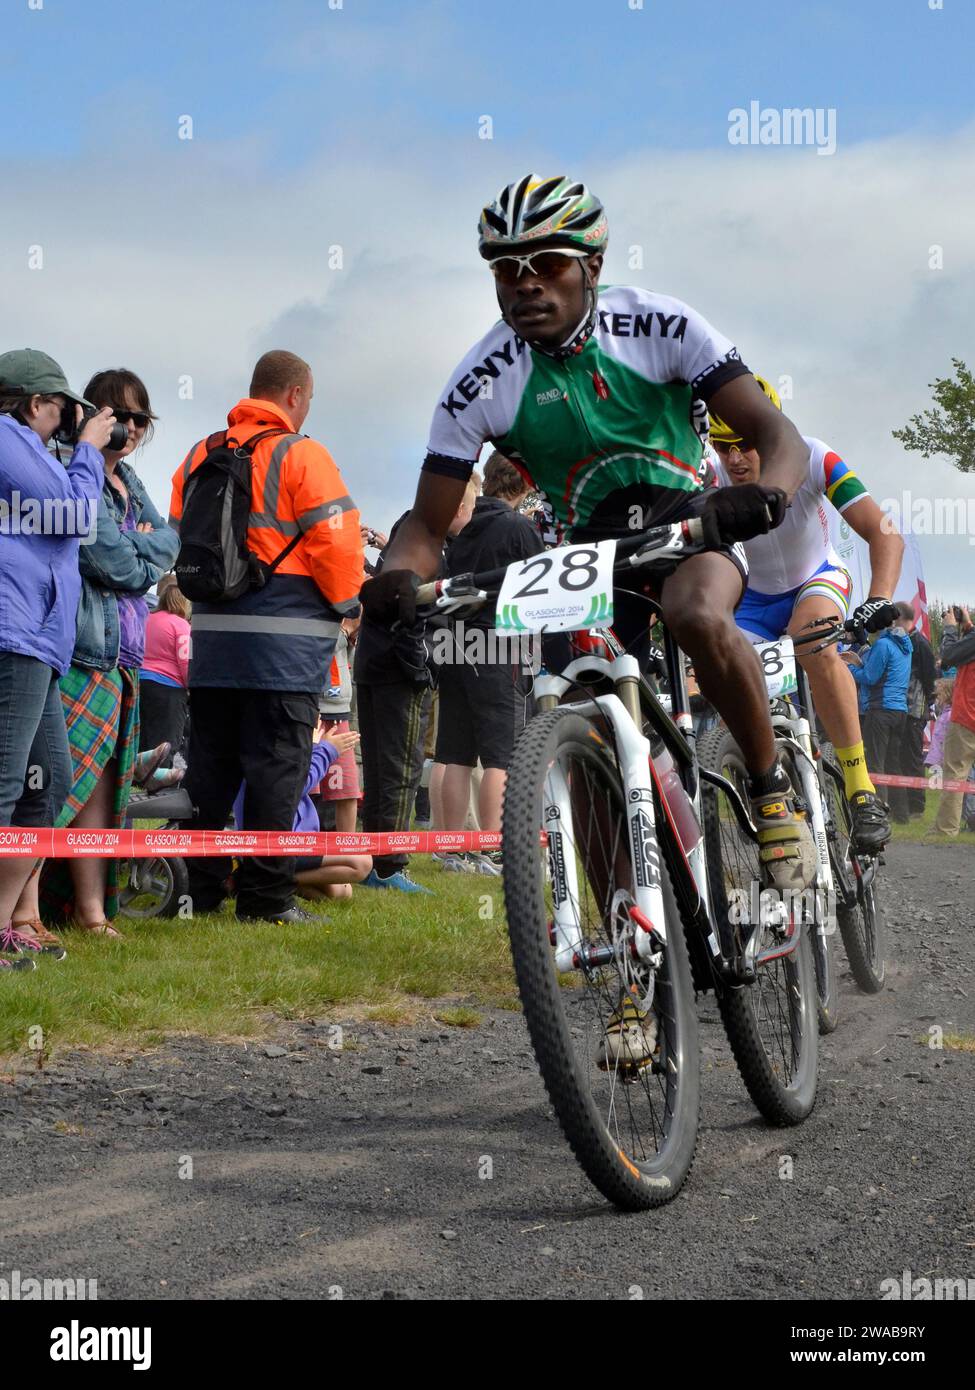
[{"x1": 40, "y1": 666, "x2": 140, "y2": 924}]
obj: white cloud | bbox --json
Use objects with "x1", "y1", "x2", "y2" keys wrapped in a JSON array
[{"x1": 3, "y1": 124, "x2": 974, "y2": 600}]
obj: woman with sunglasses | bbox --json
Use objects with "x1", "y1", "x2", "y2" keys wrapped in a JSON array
[{"x1": 16, "y1": 369, "x2": 179, "y2": 940}]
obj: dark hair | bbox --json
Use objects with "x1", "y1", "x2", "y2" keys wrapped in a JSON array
[
  {"x1": 249, "y1": 350, "x2": 311, "y2": 400},
  {"x1": 483, "y1": 451, "x2": 528, "y2": 501},
  {"x1": 83, "y1": 369, "x2": 157, "y2": 443},
  {"x1": 896, "y1": 601, "x2": 915, "y2": 624}
]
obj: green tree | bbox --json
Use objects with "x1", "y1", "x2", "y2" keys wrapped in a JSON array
[{"x1": 892, "y1": 358, "x2": 975, "y2": 472}]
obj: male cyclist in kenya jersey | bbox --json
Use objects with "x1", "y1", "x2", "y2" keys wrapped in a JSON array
[
  {"x1": 710, "y1": 376, "x2": 904, "y2": 852},
  {"x1": 361, "y1": 174, "x2": 819, "y2": 954}
]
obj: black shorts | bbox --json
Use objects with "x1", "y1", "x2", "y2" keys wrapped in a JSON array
[
  {"x1": 434, "y1": 657, "x2": 532, "y2": 770},
  {"x1": 294, "y1": 855, "x2": 323, "y2": 874},
  {"x1": 569, "y1": 490, "x2": 748, "y2": 669}
]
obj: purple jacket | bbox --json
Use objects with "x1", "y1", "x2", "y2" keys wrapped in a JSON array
[
  {"x1": 233, "y1": 740, "x2": 337, "y2": 835},
  {"x1": 0, "y1": 413, "x2": 105, "y2": 674},
  {"x1": 925, "y1": 709, "x2": 951, "y2": 768}
]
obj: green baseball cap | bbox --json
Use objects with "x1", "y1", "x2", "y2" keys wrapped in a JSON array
[{"x1": 0, "y1": 349, "x2": 93, "y2": 408}]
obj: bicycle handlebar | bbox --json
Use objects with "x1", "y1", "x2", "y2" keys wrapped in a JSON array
[
  {"x1": 415, "y1": 516, "x2": 706, "y2": 610},
  {"x1": 790, "y1": 615, "x2": 868, "y2": 653}
]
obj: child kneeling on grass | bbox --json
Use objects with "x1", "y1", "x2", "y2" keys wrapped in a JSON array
[{"x1": 233, "y1": 721, "x2": 371, "y2": 902}]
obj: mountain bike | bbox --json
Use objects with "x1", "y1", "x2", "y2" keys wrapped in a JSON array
[{"x1": 416, "y1": 519, "x2": 819, "y2": 1211}]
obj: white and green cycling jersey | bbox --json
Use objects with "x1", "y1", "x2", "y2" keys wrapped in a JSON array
[{"x1": 424, "y1": 284, "x2": 749, "y2": 533}]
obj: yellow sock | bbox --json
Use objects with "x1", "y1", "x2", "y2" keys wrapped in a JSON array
[{"x1": 834, "y1": 741, "x2": 875, "y2": 798}]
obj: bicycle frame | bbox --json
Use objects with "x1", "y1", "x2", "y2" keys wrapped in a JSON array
[
  {"x1": 779, "y1": 631, "x2": 881, "y2": 919},
  {"x1": 417, "y1": 520, "x2": 763, "y2": 986},
  {"x1": 532, "y1": 622, "x2": 750, "y2": 984}
]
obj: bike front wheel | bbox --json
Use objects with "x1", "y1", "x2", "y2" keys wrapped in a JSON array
[
  {"x1": 821, "y1": 743, "x2": 887, "y2": 993},
  {"x1": 502, "y1": 707, "x2": 700, "y2": 1211}
]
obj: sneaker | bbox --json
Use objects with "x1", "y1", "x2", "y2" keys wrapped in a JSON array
[
  {"x1": 236, "y1": 906, "x2": 323, "y2": 925},
  {"x1": 0, "y1": 923, "x2": 67, "y2": 961},
  {"x1": 471, "y1": 851, "x2": 502, "y2": 876},
  {"x1": 437, "y1": 853, "x2": 475, "y2": 874},
  {"x1": 360, "y1": 869, "x2": 433, "y2": 895},
  {"x1": 595, "y1": 994, "x2": 658, "y2": 1072},
  {"x1": 0, "y1": 956, "x2": 36, "y2": 973},
  {"x1": 848, "y1": 790, "x2": 891, "y2": 853},
  {"x1": 749, "y1": 775, "x2": 818, "y2": 895}
]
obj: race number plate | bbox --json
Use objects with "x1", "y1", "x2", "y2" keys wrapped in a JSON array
[
  {"x1": 495, "y1": 540, "x2": 617, "y2": 633},
  {"x1": 753, "y1": 636, "x2": 798, "y2": 698}
]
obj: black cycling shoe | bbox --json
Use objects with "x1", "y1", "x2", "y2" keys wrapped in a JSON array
[
  {"x1": 848, "y1": 791, "x2": 891, "y2": 853},
  {"x1": 236, "y1": 906, "x2": 324, "y2": 926}
]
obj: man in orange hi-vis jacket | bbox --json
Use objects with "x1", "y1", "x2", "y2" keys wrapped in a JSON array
[{"x1": 169, "y1": 350, "x2": 364, "y2": 925}]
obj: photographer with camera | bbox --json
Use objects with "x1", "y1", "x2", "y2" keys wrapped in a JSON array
[
  {"x1": 0, "y1": 349, "x2": 115, "y2": 964},
  {"x1": 19, "y1": 369, "x2": 178, "y2": 940}
]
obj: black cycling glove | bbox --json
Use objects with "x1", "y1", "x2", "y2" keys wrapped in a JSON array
[
  {"x1": 359, "y1": 569, "x2": 420, "y2": 627},
  {"x1": 700, "y1": 484, "x2": 787, "y2": 548},
  {"x1": 851, "y1": 596, "x2": 898, "y2": 634}
]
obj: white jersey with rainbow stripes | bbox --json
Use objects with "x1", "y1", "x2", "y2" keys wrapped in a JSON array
[{"x1": 715, "y1": 435, "x2": 868, "y2": 594}]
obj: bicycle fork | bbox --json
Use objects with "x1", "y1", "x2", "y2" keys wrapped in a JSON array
[
  {"x1": 772, "y1": 714, "x2": 836, "y2": 942},
  {"x1": 540, "y1": 683, "x2": 670, "y2": 975}
]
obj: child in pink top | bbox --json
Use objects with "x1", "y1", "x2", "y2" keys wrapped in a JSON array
[
  {"x1": 143, "y1": 607, "x2": 190, "y2": 687},
  {"x1": 139, "y1": 581, "x2": 191, "y2": 771},
  {"x1": 925, "y1": 678, "x2": 954, "y2": 768}
]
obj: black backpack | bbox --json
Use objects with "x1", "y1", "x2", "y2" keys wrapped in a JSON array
[{"x1": 175, "y1": 428, "x2": 303, "y2": 602}]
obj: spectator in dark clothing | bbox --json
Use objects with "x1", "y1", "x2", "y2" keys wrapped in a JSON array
[
  {"x1": 354, "y1": 476, "x2": 480, "y2": 892},
  {"x1": 851, "y1": 602, "x2": 914, "y2": 822},
  {"x1": 904, "y1": 616, "x2": 936, "y2": 817},
  {"x1": 434, "y1": 453, "x2": 544, "y2": 849}
]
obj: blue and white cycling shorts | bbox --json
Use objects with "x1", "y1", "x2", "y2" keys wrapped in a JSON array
[{"x1": 736, "y1": 560, "x2": 853, "y2": 642}]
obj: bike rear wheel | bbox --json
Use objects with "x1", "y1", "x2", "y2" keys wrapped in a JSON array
[
  {"x1": 820, "y1": 743, "x2": 887, "y2": 993},
  {"x1": 698, "y1": 726, "x2": 818, "y2": 1125},
  {"x1": 502, "y1": 707, "x2": 700, "y2": 1210}
]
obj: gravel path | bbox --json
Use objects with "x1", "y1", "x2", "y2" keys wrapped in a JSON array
[{"x1": 2, "y1": 840, "x2": 972, "y2": 1300}]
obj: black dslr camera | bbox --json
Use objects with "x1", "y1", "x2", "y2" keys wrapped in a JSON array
[{"x1": 54, "y1": 401, "x2": 128, "y2": 451}]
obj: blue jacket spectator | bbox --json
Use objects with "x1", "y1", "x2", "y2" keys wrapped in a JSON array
[
  {"x1": 852, "y1": 626, "x2": 912, "y2": 711},
  {"x1": 0, "y1": 348, "x2": 113, "y2": 943}
]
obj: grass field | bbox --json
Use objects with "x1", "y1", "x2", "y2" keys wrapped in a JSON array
[
  {"x1": 888, "y1": 794, "x2": 974, "y2": 842},
  {"x1": 1, "y1": 782, "x2": 967, "y2": 1065},
  {"x1": 0, "y1": 862, "x2": 517, "y2": 1063}
]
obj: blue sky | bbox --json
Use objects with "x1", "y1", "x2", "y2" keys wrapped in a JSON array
[
  {"x1": 3, "y1": 0, "x2": 975, "y2": 600},
  {"x1": 6, "y1": 0, "x2": 973, "y2": 161}
]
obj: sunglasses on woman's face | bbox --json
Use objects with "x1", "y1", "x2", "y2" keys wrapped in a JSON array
[
  {"x1": 489, "y1": 249, "x2": 589, "y2": 286},
  {"x1": 111, "y1": 409, "x2": 150, "y2": 429}
]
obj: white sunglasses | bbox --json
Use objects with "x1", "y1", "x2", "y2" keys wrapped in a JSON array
[{"x1": 489, "y1": 248, "x2": 591, "y2": 283}]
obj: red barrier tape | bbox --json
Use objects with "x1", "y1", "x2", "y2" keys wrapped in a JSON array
[
  {"x1": 0, "y1": 829, "x2": 504, "y2": 859},
  {"x1": 871, "y1": 773, "x2": 975, "y2": 794},
  {"x1": 1, "y1": 776, "x2": 970, "y2": 859}
]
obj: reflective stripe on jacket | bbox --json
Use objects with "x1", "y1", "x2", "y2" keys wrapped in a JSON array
[{"x1": 169, "y1": 399, "x2": 364, "y2": 692}]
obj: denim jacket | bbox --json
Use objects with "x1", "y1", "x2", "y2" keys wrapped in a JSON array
[{"x1": 72, "y1": 461, "x2": 180, "y2": 671}]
